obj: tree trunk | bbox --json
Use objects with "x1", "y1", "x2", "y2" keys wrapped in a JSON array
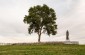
[
  {"x1": 38, "y1": 34, "x2": 41, "y2": 42},
  {"x1": 38, "y1": 27, "x2": 42, "y2": 42},
  {"x1": 38, "y1": 29, "x2": 41, "y2": 42}
]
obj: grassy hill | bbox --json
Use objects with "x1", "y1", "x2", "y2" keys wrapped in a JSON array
[{"x1": 0, "y1": 44, "x2": 85, "y2": 55}]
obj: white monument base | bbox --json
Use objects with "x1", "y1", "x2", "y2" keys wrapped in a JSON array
[{"x1": 64, "y1": 41, "x2": 79, "y2": 44}]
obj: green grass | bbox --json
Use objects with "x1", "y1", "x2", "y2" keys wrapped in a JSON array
[{"x1": 0, "y1": 44, "x2": 85, "y2": 55}]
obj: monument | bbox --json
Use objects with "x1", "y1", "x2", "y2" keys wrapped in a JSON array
[
  {"x1": 64, "y1": 30, "x2": 79, "y2": 44},
  {"x1": 66, "y1": 30, "x2": 69, "y2": 41}
]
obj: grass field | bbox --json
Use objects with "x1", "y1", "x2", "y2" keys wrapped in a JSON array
[{"x1": 0, "y1": 44, "x2": 85, "y2": 55}]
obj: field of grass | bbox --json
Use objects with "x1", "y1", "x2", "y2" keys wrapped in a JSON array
[{"x1": 0, "y1": 44, "x2": 85, "y2": 55}]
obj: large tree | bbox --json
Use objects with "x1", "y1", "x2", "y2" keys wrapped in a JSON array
[{"x1": 23, "y1": 4, "x2": 57, "y2": 42}]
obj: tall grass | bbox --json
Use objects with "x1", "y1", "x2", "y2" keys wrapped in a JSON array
[{"x1": 0, "y1": 44, "x2": 85, "y2": 55}]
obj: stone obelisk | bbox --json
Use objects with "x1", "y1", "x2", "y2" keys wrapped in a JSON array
[
  {"x1": 66, "y1": 30, "x2": 69, "y2": 41},
  {"x1": 65, "y1": 30, "x2": 79, "y2": 44}
]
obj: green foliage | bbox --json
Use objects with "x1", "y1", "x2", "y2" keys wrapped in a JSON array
[
  {"x1": 0, "y1": 44, "x2": 85, "y2": 55},
  {"x1": 23, "y1": 4, "x2": 57, "y2": 42}
]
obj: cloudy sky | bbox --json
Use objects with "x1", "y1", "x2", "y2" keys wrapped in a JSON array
[{"x1": 0, "y1": 0, "x2": 85, "y2": 44}]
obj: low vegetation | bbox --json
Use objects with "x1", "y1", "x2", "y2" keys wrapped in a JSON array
[{"x1": 0, "y1": 44, "x2": 85, "y2": 55}]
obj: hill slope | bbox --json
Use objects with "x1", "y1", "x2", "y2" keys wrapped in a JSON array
[{"x1": 0, "y1": 44, "x2": 85, "y2": 55}]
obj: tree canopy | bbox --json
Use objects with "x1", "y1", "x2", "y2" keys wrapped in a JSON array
[{"x1": 23, "y1": 4, "x2": 57, "y2": 42}]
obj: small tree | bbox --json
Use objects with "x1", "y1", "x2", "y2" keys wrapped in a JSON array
[{"x1": 23, "y1": 4, "x2": 57, "y2": 42}]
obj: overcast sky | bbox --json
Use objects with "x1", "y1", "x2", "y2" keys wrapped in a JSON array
[{"x1": 0, "y1": 0, "x2": 85, "y2": 44}]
